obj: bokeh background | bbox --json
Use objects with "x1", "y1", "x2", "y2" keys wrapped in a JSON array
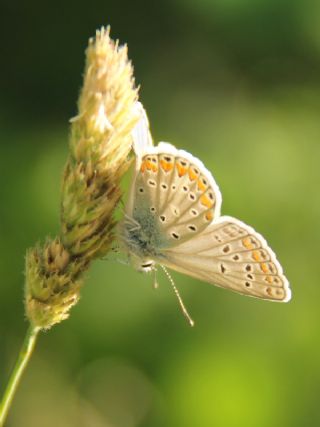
[{"x1": 1, "y1": 0, "x2": 320, "y2": 426}]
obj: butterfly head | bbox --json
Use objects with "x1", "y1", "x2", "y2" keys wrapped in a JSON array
[{"x1": 129, "y1": 253, "x2": 155, "y2": 273}]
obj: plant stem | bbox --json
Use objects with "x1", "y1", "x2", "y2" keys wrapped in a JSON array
[{"x1": 0, "y1": 325, "x2": 39, "y2": 426}]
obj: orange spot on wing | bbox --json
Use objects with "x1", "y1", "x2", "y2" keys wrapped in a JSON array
[
  {"x1": 260, "y1": 263, "x2": 268, "y2": 273},
  {"x1": 140, "y1": 160, "x2": 147, "y2": 173},
  {"x1": 145, "y1": 160, "x2": 153, "y2": 171},
  {"x1": 188, "y1": 169, "x2": 198, "y2": 181},
  {"x1": 205, "y1": 211, "x2": 213, "y2": 221},
  {"x1": 252, "y1": 250, "x2": 261, "y2": 262},
  {"x1": 176, "y1": 163, "x2": 187, "y2": 177},
  {"x1": 141, "y1": 159, "x2": 158, "y2": 173},
  {"x1": 200, "y1": 194, "x2": 213, "y2": 208},
  {"x1": 266, "y1": 276, "x2": 273, "y2": 284},
  {"x1": 242, "y1": 237, "x2": 254, "y2": 250},
  {"x1": 197, "y1": 179, "x2": 207, "y2": 191},
  {"x1": 160, "y1": 160, "x2": 173, "y2": 172}
]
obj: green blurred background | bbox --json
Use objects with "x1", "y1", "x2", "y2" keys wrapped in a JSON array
[{"x1": 1, "y1": 0, "x2": 319, "y2": 426}]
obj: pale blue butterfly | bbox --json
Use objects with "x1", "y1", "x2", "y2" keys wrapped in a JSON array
[{"x1": 119, "y1": 103, "x2": 291, "y2": 325}]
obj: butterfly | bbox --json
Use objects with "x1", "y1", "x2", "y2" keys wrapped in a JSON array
[{"x1": 119, "y1": 103, "x2": 291, "y2": 325}]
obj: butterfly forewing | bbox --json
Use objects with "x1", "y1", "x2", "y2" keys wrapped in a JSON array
[
  {"x1": 130, "y1": 143, "x2": 222, "y2": 247},
  {"x1": 162, "y1": 216, "x2": 290, "y2": 301}
]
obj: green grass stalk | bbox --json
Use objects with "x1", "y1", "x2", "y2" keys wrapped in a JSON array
[{"x1": 0, "y1": 326, "x2": 39, "y2": 426}]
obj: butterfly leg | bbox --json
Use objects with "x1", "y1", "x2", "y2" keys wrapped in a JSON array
[{"x1": 153, "y1": 267, "x2": 159, "y2": 289}]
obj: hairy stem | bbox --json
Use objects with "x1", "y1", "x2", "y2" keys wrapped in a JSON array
[{"x1": 0, "y1": 326, "x2": 39, "y2": 426}]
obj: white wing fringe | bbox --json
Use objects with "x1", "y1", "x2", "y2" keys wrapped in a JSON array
[{"x1": 132, "y1": 101, "x2": 153, "y2": 161}]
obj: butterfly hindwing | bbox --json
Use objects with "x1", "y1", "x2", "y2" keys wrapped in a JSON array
[{"x1": 162, "y1": 216, "x2": 290, "y2": 301}]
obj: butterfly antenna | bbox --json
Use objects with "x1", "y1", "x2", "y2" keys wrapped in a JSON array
[{"x1": 160, "y1": 265, "x2": 194, "y2": 327}]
